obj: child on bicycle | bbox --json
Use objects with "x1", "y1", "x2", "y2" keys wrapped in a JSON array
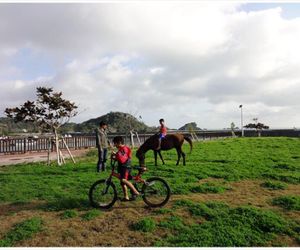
[{"x1": 112, "y1": 136, "x2": 140, "y2": 201}]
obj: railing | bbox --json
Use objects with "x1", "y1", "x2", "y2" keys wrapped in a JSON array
[
  {"x1": 1, "y1": 129, "x2": 300, "y2": 155},
  {"x1": 0, "y1": 136, "x2": 96, "y2": 155}
]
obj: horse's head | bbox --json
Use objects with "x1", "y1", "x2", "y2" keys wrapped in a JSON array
[
  {"x1": 136, "y1": 147, "x2": 146, "y2": 167},
  {"x1": 136, "y1": 134, "x2": 160, "y2": 167}
]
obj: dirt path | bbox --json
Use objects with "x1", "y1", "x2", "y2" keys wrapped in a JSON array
[{"x1": 0, "y1": 149, "x2": 90, "y2": 166}]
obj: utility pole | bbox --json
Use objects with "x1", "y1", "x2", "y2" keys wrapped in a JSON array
[{"x1": 239, "y1": 105, "x2": 244, "y2": 137}]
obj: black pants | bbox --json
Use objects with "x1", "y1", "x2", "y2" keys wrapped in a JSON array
[{"x1": 97, "y1": 148, "x2": 107, "y2": 172}]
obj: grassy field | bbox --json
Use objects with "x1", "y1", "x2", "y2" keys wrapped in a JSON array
[{"x1": 0, "y1": 137, "x2": 299, "y2": 247}]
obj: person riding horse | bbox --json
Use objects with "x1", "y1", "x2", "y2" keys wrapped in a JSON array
[{"x1": 156, "y1": 118, "x2": 167, "y2": 150}]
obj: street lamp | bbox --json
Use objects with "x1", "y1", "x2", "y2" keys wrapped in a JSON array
[{"x1": 239, "y1": 105, "x2": 244, "y2": 137}]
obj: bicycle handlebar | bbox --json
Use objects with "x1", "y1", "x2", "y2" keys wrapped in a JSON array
[
  {"x1": 132, "y1": 166, "x2": 147, "y2": 171},
  {"x1": 110, "y1": 160, "x2": 147, "y2": 172},
  {"x1": 110, "y1": 152, "x2": 147, "y2": 172}
]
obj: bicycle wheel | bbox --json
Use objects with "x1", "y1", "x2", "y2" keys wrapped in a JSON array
[
  {"x1": 89, "y1": 179, "x2": 118, "y2": 209},
  {"x1": 142, "y1": 177, "x2": 171, "y2": 207}
]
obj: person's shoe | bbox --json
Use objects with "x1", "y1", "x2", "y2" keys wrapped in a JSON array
[
  {"x1": 120, "y1": 197, "x2": 130, "y2": 202},
  {"x1": 130, "y1": 193, "x2": 140, "y2": 201}
]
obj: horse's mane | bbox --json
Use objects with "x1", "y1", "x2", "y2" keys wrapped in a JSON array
[
  {"x1": 137, "y1": 133, "x2": 158, "y2": 154},
  {"x1": 147, "y1": 133, "x2": 159, "y2": 141}
]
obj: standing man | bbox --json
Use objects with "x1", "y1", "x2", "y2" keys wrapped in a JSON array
[{"x1": 95, "y1": 121, "x2": 110, "y2": 172}]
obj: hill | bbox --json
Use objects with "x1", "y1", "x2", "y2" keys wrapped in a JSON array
[
  {"x1": 0, "y1": 112, "x2": 154, "y2": 134},
  {"x1": 75, "y1": 111, "x2": 154, "y2": 133},
  {"x1": 178, "y1": 122, "x2": 201, "y2": 131},
  {"x1": 2, "y1": 111, "x2": 193, "y2": 134},
  {"x1": 0, "y1": 117, "x2": 39, "y2": 135}
]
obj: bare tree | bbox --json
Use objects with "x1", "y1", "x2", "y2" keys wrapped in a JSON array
[
  {"x1": 230, "y1": 122, "x2": 236, "y2": 137},
  {"x1": 5, "y1": 87, "x2": 78, "y2": 165},
  {"x1": 244, "y1": 118, "x2": 269, "y2": 137}
]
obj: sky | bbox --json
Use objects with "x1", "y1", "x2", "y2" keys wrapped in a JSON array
[{"x1": 1, "y1": 2, "x2": 300, "y2": 129}]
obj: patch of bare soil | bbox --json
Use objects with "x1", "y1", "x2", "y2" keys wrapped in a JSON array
[{"x1": 0, "y1": 180, "x2": 299, "y2": 247}]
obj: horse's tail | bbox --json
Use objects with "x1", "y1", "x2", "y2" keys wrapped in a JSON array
[{"x1": 184, "y1": 135, "x2": 193, "y2": 153}]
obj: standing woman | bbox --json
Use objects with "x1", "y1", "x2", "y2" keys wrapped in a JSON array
[{"x1": 95, "y1": 121, "x2": 110, "y2": 172}]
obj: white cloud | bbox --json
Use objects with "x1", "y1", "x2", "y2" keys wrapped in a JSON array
[
  {"x1": 150, "y1": 67, "x2": 165, "y2": 75},
  {"x1": 1, "y1": 3, "x2": 300, "y2": 129}
]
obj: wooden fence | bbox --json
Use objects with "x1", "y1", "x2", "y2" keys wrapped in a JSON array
[
  {"x1": 1, "y1": 129, "x2": 300, "y2": 155},
  {"x1": 0, "y1": 136, "x2": 96, "y2": 155}
]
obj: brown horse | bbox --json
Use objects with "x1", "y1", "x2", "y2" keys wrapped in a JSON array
[{"x1": 136, "y1": 133, "x2": 193, "y2": 166}]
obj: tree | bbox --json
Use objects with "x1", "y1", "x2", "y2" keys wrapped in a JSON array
[
  {"x1": 0, "y1": 122, "x2": 8, "y2": 135},
  {"x1": 5, "y1": 87, "x2": 78, "y2": 165},
  {"x1": 244, "y1": 119, "x2": 269, "y2": 137},
  {"x1": 230, "y1": 122, "x2": 236, "y2": 137}
]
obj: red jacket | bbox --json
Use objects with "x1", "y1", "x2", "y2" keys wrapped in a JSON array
[
  {"x1": 115, "y1": 145, "x2": 132, "y2": 164},
  {"x1": 160, "y1": 125, "x2": 167, "y2": 136}
]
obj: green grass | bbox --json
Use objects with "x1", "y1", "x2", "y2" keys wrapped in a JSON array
[
  {"x1": 0, "y1": 137, "x2": 300, "y2": 246},
  {"x1": 261, "y1": 181, "x2": 288, "y2": 190},
  {"x1": 156, "y1": 200, "x2": 295, "y2": 247},
  {"x1": 1, "y1": 138, "x2": 299, "y2": 206},
  {"x1": 81, "y1": 209, "x2": 102, "y2": 221},
  {"x1": 0, "y1": 156, "x2": 101, "y2": 207},
  {"x1": 131, "y1": 217, "x2": 156, "y2": 232},
  {"x1": 43, "y1": 198, "x2": 90, "y2": 211},
  {"x1": 155, "y1": 137, "x2": 300, "y2": 194},
  {"x1": 0, "y1": 217, "x2": 43, "y2": 247},
  {"x1": 152, "y1": 208, "x2": 173, "y2": 215},
  {"x1": 158, "y1": 215, "x2": 187, "y2": 231},
  {"x1": 173, "y1": 199, "x2": 195, "y2": 208},
  {"x1": 272, "y1": 195, "x2": 300, "y2": 211},
  {"x1": 60, "y1": 209, "x2": 78, "y2": 219}
]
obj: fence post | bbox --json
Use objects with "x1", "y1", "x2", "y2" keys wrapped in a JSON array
[
  {"x1": 23, "y1": 138, "x2": 26, "y2": 154},
  {"x1": 75, "y1": 136, "x2": 78, "y2": 149}
]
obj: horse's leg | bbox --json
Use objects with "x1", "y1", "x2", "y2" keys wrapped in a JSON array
[
  {"x1": 158, "y1": 150, "x2": 165, "y2": 165},
  {"x1": 176, "y1": 148, "x2": 181, "y2": 165},
  {"x1": 154, "y1": 150, "x2": 158, "y2": 166},
  {"x1": 182, "y1": 151, "x2": 186, "y2": 166}
]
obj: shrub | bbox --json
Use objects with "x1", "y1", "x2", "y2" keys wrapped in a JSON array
[{"x1": 131, "y1": 217, "x2": 156, "y2": 232}]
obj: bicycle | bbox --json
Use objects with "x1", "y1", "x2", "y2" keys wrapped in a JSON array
[{"x1": 89, "y1": 159, "x2": 171, "y2": 209}]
